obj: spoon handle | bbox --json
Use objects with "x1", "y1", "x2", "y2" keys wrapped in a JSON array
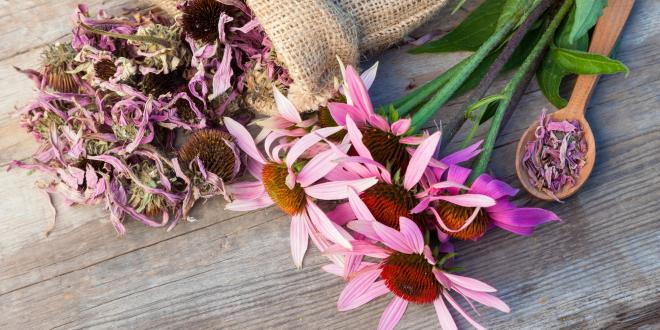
[{"x1": 566, "y1": 0, "x2": 635, "y2": 114}]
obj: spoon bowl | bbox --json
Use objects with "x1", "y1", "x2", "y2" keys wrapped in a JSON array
[{"x1": 515, "y1": 0, "x2": 634, "y2": 201}]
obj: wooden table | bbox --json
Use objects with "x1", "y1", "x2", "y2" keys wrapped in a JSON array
[{"x1": 1, "y1": 1, "x2": 658, "y2": 329}]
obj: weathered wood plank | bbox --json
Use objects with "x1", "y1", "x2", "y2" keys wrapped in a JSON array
[{"x1": 0, "y1": 0, "x2": 658, "y2": 329}]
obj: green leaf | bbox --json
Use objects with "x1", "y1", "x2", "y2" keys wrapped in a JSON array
[
  {"x1": 537, "y1": 56, "x2": 569, "y2": 108},
  {"x1": 465, "y1": 94, "x2": 508, "y2": 119},
  {"x1": 451, "y1": 0, "x2": 469, "y2": 14},
  {"x1": 479, "y1": 101, "x2": 500, "y2": 124},
  {"x1": 551, "y1": 47, "x2": 629, "y2": 75},
  {"x1": 410, "y1": 0, "x2": 507, "y2": 53},
  {"x1": 497, "y1": 0, "x2": 533, "y2": 29},
  {"x1": 556, "y1": 5, "x2": 589, "y2": 50},
  {"x1": 568, "y1": 0, "x2": 608, "y2": 44}
]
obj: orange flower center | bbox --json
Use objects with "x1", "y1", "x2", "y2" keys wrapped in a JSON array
[
  {"x1": 381, "y1": 252, "x2": 441, "y2": 304},
  {"x1": 360, "y1": 182, "x2": 423, "y2": 230},
  {"x1": 361, "y1": 127, "x2": 410, "y2": 175},
  {"x1": 435, "y1": 201, "x2": 490, "y2": 240},
  {"x1": 262, "y1": 162, "x2": 306, "y2": 215}
]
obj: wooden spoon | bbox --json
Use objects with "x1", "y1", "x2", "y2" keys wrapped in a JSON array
[{"x1": 515, "y1": 0, "x2": 635, "y2": 201}]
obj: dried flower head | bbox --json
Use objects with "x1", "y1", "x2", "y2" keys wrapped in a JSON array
[
  {"x1": 93, "y1": 59, "x2": 117, "y2": 80},
  {"x1": 178, "y1": 129, "x2": 237, "y2": 180},
  {"x1": 128, "y1": 161, "x2": 170, "y2": 217},
  {"x1": 132, "y1": 24, "x2": 189, "y2": 74},
  {"x1": 139, "y1": 68, "x2": 187, "y2": 97},
  {"x1": 243, "y1": 63, "x2": 286, "y2": 112},
  {"x1": 41, "y1": 43, "x2": 78, "y2": 93},
  {"x1": 180, "y1": 0, "x2": 243, "y2": 43}
]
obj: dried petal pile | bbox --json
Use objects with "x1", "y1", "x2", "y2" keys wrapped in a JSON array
[
  {"x1": 522, "y1": 109, "x2": 587, "y2": 199},
  {"x1": 10, "y1": 3, "x2": 289, "y2": 233}
]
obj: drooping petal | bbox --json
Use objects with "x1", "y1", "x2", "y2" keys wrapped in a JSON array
[
  {"x1": 445, "y1": 165, "x2": 472, "y2": 191},
  {"x1": 306, "y1": 199, "x2": 352, "y2": 249},
  {"x1": 328, "y1": 102, "x2": 366, "y2": 126},
  {"x1": 286, "y1": 127, "x2": 342, "y2": 167},
  {"x1": 372, "y1": 221, "x2": 415, "y2": 254},
  {"x1": 454, "y1": 286, "x2": 510, "y2": 313},
  {"x1": 273, "y1": 87, "x2": 302, "y2": 123},
  {"x1": 225, "y1": 195, "x2": 274, "y2": 211},
  {"x1": 337, "y1": 265, "x2": 382, "y2": 311},
  {"x1": 378, "y1": 296, "x2": 408, "y2": 330},
  {"x1": 433, "y1": 298, "x2": 458, "y2": 330},
  {"x1": 490, "y1": 220, "x2": 535, "y2": 236},
  {"x1": 441, "y1": 140, "x2": 483, "y2": 165},
  {"x1": 431, "y1": 194, "x2": 496, "y2": 208},
  {"x1": 224, "y1": 117, "x2": 266, "y2": 164},
  {"x1": 297, "y1": 149, "x2": 341, "y2": 187},
  {"x1": 488, "y1": 207, "x2": 560, "y2": 228},
  {"x1": 347, "y1": 220, "x2": 380, "y2": 241},
  {"x1": 443, "y1": 272, "x2": 497, "y2": 293},
  {"x1": 327, "y1": 202, "x2": 356, "y2": 226},
  {"x1": 324, "y1": 240, "x2": 391, "y2": 258},
  {"x1": 304, "y1": 177, "x2": 378, "y2": 200},
  {"x1": 347, "y1": 186, "x2": 376, "y2": 221},
  {"x1": 398, "y1": 217, "x2": 425, "y2": 254},
  {"x1": 442, "y1": 290, "x2": 486, "y2": 330},
  {"x1": 290, "y1": 213, "x2": 309, "y2": 268},
  {"x1": 404, "y1": 131, "x2": 441, "y2": 190},
  {"x1": 343, "y1": 280, "x2": 390, "y2": 310}
]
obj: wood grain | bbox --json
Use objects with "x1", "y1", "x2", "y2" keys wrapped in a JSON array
[{"x1": 0, "y1": 0, "x2": 659, "y2": 329}]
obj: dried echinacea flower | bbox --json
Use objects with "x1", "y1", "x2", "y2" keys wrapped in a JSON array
[
  {"x1": 132, "y1": 24, "x2": 189, "y2": 74},
  {"x1": 243, "y1": 63, "x2": 286, "y2": 113},
  {"x1": 41, "y1": 43, "x2": 79, "y2": 93},
  {"x1": 128, "y1": 161, "x2": 170, "y2": 217},
  {"x1": 178, "y1": 129, "x2": 238, "y2": 180},
  {"x1": 93, "y1": 59, "x2": 117, "y2": 81},
  {"x1": 139, "y1": 68, "x2": 187, "y2": 97},
  {"x1": 522, "y1": 109, "x2": 587, "y2": 199},
  {"x1": 180, "y1": 0, "x2": 243, "y2": 43}
]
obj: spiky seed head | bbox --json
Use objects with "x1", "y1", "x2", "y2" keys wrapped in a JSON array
[{"x1": 178, "y1": 129, "x2": 237, "y2": 180}]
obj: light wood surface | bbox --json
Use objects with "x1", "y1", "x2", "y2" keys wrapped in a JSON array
[
  {"x1": 1, "y1": 1, "x2": 659, "y2": 329},
  {"x1": 515, "y1": 0, "x2": 635, "y2": 201}
]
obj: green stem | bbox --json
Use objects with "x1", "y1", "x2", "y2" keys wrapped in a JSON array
[
  {"x1": 407, "y1": 19, "x2": 517, "y2": 135},
  {"x1": 393, "y1": 57, "x2": 470, "y2": 116},
  {"x1": 467, "y1": 0, "x2": 574, "y2": 184}
]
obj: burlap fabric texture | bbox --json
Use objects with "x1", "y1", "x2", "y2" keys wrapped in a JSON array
[{"x1": 150, "y1": 0, "x2": 449, "y2": 115}]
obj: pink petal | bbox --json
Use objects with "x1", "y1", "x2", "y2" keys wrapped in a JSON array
[
  {"x1": 345, "y1": 116, "x2": 374, "y2": 160},
  {"x1": 327, "y1": 202, "x2": 355, "y2": 226},
  {"x1": 324, "y1": 240, "x2": 391, "y2": 258},
  {"x1": 286, "y1": 127, "x2": 342, "y2": 167},
  {"x1": 322, "y1": 264, "x2": 344, "y2": 277},
  {"x1": 297, "y1": 149, "x2": 341, "y2": 187},
  {"x1": 209, "y1": 46, "x2": 232, "y2": 99},
  {"x1": 306, "y1": 199, "x2": 352, "y2": 249},
  {"x1": 433, "y1": 269, "x2": 454, "y2": 289},
  {"x1": 378, "y1": 296, "x2": 408, "y2": 330},
  {"x1": 372, "y1": 221, "x2": 415, "y2": 254},
  {"x1": 390, "y1": 118, "x2": 411, "y2": 136},
  {"x1": 328, "y1": 103, "x2": 366, "y2": 126},
  {"x1": 224, "y1": 117, "x2": 266, "y2": 164},
  {"x1": 431, "y1": 194, "x2": 496, "y2": 208},
  {"x1": 441, "y1": 140, "x2": 483, "y2": 165},
  {"x1": 290, "y1": 213, "x2": 309, "y2": 268},
  {"x1": 423, "y1": 246, "x2": 436, "y2": 265},
  {"x1": 443, "y1": 272, "x2": 497, "y2": 293},
  {"x1": 337, "y1": 266, "x2": 382, "y2": 311},
  {"x1": 433, "y1": 298, "x2": 458, "y2": 330},
  {"x1": 273, "y1": 87, "x2": 302, "y2": 123},
  {"x1": 443, "y1": 290, "x2": 486, "y2": 330},
  {"x1": 345, "y1": 65, "x2": 374, "y2": 116},
  {"x1": 367, "y1": 114, "x2": 391, "y2": 132},
  {"x1": 445, "y1": 165, "x2": 471, "y2": 190},
  {"x1": 347, "y1": 186, "x2": 376, "y2": 221},
  {"x1": 360, "y1": 62, "x2": 379, "y2": 90},
  {"x1": 404, "y1": 131, "x2": 441, "y2": 190},
  {"x1": 488, "y1": 207, "x2": 560, "y2": 228},
  {"x1": 226, "y1": 181, "x2": 265, "y2": 200},
  {"x1": 398, "y1": 217, "x2": 425, "y2": 254},
  {"x1": 490, "y1": 220, "x2": 535, "y2": 236},
  {"x1": 304, "y1": 177, "x2": 378, "y2": 200},
  {"x1": 347, "y1": 220, "x2": 380, "y2": 241},
  {"x1": 225, "y1": 195, "x2": 273, "y2": 211},
  {"x1": 411, "y1": 198, "x2": 431, "y2": 214},
  {"x1": 343, "y1": 280, "x2": 389, "y2": 310},
  {"x1": 454, "y1": 286, "x2": 510, "y2": 313}
]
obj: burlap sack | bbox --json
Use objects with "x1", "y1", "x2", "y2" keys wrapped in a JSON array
[{"x1": 150, "y1": 0, "x2": 448, "y2": 114}]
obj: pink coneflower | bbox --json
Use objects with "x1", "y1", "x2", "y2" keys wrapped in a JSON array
[
  {"x1": 223, "y1": 116, "x2": 377, "y2": 267},
  {"x1": 326, "y1": 217, "x2": 509, "y2": 330},
  {"x1": 328, "y1": 117, "x2": 441, "y2": 230},
  {"x1": 327, "y1": 64, "x2": 416, "y2": 174},
  {"x1": 414, "y1": 165, "x2": 560, "y2": 240}
]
